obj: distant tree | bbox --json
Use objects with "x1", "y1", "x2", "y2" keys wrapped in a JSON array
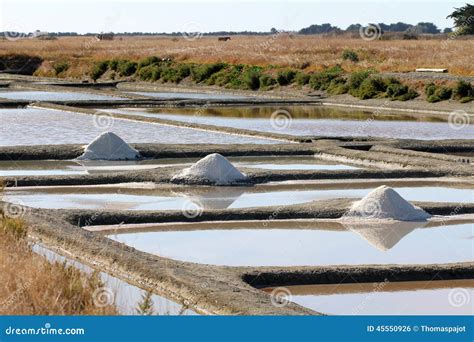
[
  {"x1": 413, "y1": 22, "x2": 440, "y2": 34},
  {"x1": 443, "y1": 27, "x2": 453, "y2": 33},
  {"x1": 447, "y1": 3, "x2": 474, "y2": 34},
  {"x1": 299, "y1": 23, "x2": 340, "y2": 34},
  {"x1": 389, "y1": 22, "x2": 413, "y2": 32},
  {"x1": 346, "y1": 24, "x2": 362, "y2": 31},
  {"x1": 270, "y1": 27, "x2": 278, "y2": 34}
]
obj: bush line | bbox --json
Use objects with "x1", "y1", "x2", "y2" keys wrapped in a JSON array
[{"x1": 89, "y1": 56, "x2": 472, "y2": 103}]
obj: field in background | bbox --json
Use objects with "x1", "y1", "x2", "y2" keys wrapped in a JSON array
[{"x1": 0, "y1": 35, "x2": 473, "y2": 77}]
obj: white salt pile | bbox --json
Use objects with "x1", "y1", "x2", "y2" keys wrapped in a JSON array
[
  {"x1": 77, "y1": 132, "x2": 140, "y2": 160},
  {"x1": 344, "y1": 185, "x2": 431, "y2": 221},
  {"x1": 171, "y1": 153, "x2": 248, "y2": 185}
]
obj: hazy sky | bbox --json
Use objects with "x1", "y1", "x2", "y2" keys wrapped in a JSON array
[{"x1": 0, "y1": 0, "x2": 465, "y2": 33}]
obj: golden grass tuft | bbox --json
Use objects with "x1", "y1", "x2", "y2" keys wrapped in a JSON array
[{"x1": 0, "y1": 201, "x2": 117, "y2": 315}]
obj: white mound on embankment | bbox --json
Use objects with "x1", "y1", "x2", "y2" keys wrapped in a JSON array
[
  {"x1": 77, "y1": 132, "x2": 140, "y2": 160},
  {"x1": 171, "y1": 153, "x2": 247, "y2": 185},
  {"x1": 344, "y1": 185, "x2": 431, "y2": 221}
]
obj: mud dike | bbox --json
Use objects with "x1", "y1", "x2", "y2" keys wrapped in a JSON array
[{"x1": 1, "y1": 80, "x2": 473, "y2": 315}]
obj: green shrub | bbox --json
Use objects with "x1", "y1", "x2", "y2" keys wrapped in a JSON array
[
  {"x1": 436, "y1": 87, "x2": 452, "y2": 99},
  {"x1": 347, "y1": 70, "x2": 373, "y2": 97},
  {"x1": 357, "y1": 77, "x2": 387, "y2": 99},
  {"x1": 191, "y1": 62, "x2": 227, "y2": 82},
  {"x1": 137, "y1": 64, "x2": 161, "y2": 81},
  {"x1": 242, "y1": 68, "x2": 261, "y2": 90},
  {"x1": 276, "y1": 70, "x2": 296, "y2": 86},
  {"x1": 341, "y1": 49, "x2": 359, "y2": 62},
  {"x1": 326, "y1": 77, "x2": 348, "y2": 95},
  {"x1": 108, "y1": 59, "x2": 120, "y2": 71},
  {"x1": 259, "y1": 74, "x2": 276, "y2": 89},
  {"x1": 387, "y1": 84, "x2": 418, "y2": 101},
  {"x1": 397, "y1": 89, "x2": 419, "y2": 101},
  {"x1": 52, "y1": 61, "x2": 69, "y2": 75},
  {"x1": 387, "y1": 83, "x2": 408, "y2": 98},
  {"x1": 160, "y1": 64, "x2": 191, "y2": 83},
  {"x1": 207, "y1": 65, "x2": 245, "y2": 88},
  {"x1": 427, "y1": 86, "x2": 452, "y2": 103},
  {"x1": 295, "y1": 72, "x2": 310, "y2": 86},
  {"x1": 424, "y1": 82, "x2": 437, "y2": 97},
  {"x1": 138, "y1": 56, "x2": 161, "y2": 69},
  {"x1": 453, "y1": 80, "x2": 473, "y2": 99},
  {"x1": 90, "y1": 60, "x2": 109, "y2": 81},
  {"x1": 309, "y1": 65, "x2": 344, "y2": 90},
  {"x1": 117, "y1": 60, "x2": 137, "y2": 76}
]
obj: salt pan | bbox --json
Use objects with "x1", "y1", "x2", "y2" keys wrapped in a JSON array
[
  {"x1": 171, "y1": 153, "x2": 247, "y2": 185},
  {"x1": 77, "y1": 132, "x2": 140, "y2": 160}
]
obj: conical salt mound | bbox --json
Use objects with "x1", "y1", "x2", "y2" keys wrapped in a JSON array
[
  {"x1": 77, "y1": 132, "x2": 140, "y2": 160},
  {"x1": 344, "y1": 185, "x2": 431, "y2": 221},
  {"x1": 171, "y1": 153, "x2": 248, "y2": 185}
]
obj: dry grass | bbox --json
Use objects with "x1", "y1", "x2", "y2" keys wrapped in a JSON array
[
  {"x1": 0, "y1": 189, "x2": 117, "y2": 315},
  {"x1": 1, "y1": 35, "x2": 473, "y2": 76}
]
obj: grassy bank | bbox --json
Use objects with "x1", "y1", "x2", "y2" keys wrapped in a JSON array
[
  {"x1": 91, "y1": 57, "x2": 473, "y2": 103},
  {"x1": 0, "y1": 35, "x2": 472, "y2": 103},
  {"x1": 0, "y1": 184, "x2": 117, "y2": 315}
]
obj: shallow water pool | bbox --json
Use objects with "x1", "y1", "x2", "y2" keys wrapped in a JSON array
[
  {"x1": 264, "y1": 280, "x2": 474, "y2": 315},
  {"x1": 107, "y1": 222, "x2": 473, "y2": 266},
  {"x1": 0, "y1": 108, "x2": 276, "y2": 146},
  {"x1": 5, "y1": 185, "x2": 471, "y2": 210},
  {"x1": 109, "y1": 106, "x2": 474, "y2": 140},
  {"x1": 0, "y1": 156, "x2": 359, "y2": 177}
]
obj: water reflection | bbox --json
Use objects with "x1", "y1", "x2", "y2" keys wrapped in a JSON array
[
  {"x1": 263, "y1": 280, "x2": 474, "y2": 315},
  {"x1": 342, "y1": 220, "x2": 428, "y2": 251},
  {"x1": 105, "y1": 222, "x2": 473, "y2": 267}
]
